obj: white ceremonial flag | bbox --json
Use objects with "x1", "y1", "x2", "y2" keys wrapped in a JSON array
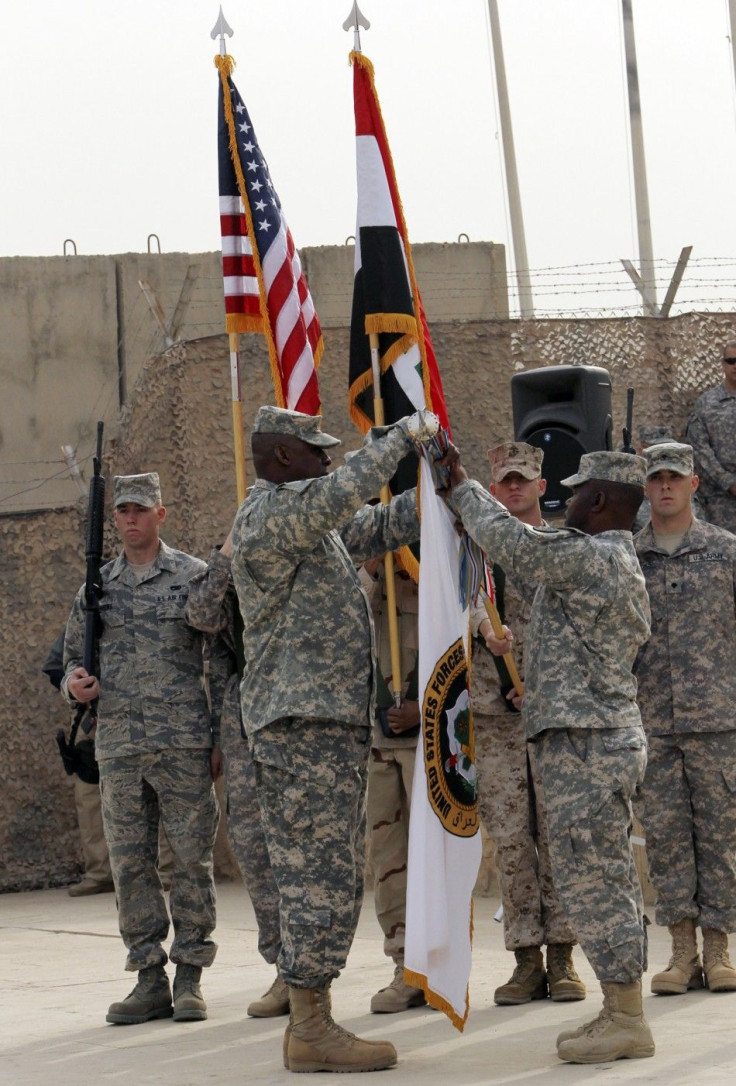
[{"x1": 404, "y1": 454, "x2": 482, "y2": 1031}]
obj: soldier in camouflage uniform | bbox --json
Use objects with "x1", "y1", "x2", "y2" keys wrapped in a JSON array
[
  {"x1": 634, "y1": 442, "x2": 736, "y2": 996},
  {"x1": 445, "y1": 448, "x2": 655, "y2": 1065},
  {"x1": 469, "y1": 442, "x2": 583, "y2": 1006},
  {"x1": 63, "y1": 473, "x2": 228, "y2": 1026},
  {"x1": 186, "y1": 537, "x2": 287, "y2": 1018},
  {"x1": 230, "y1": 405, "x2": 436, "y2": 1074},
  {"x1": 685, "y1": 340, "x2": 736, "y2": 531},
  {"x1": 358, "y1": 558, "x2": 426, "y2": 1014}
]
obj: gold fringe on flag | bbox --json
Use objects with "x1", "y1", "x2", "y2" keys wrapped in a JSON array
[{"x1": 215, "y1": 53, "x2": 285, "y2": 408}]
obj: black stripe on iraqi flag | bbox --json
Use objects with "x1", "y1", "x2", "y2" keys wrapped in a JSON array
[{"x1": 360, "y1": 225, "x2": 414, "y2": 319}]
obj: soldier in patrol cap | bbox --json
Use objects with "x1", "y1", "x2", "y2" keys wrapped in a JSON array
[
  {"x1": 62, "y1": 471, "x2": 230, "y2": 1026},
  {"x1": 470, "y1": 441, "x2": 584, "y2": 1007},
  {"x1": 634, "y1": 441, "x2": 736, "y2": 997},
  {"x1": 230, "y1": 404, "x2": 438, "y2": 1073},
  {"x1": 443, "y1": 447, "x2": 655, "y2": 1064}
]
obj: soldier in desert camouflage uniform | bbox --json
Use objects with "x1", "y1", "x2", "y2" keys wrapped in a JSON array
[
  {"x1": 685, "y1": 339, "x2": 736, "y2": 531},
  {"x1": 469, "y1": 442, "x2": 583, "y2": 1006},
  {"x1": 358, "y1": 558, "x2": 426, "y2": 1014},
  {"x1": 634, "y1": 442, "x2": 736, "y2": 997},
  {"x1": 445, "y1": 448, "x2": 654, "y2": 1065},
  {"x1": 63, "y1": 473, "x2": 228, "y2": 1026},
  {"x1": 230, "y1": 405, "x2": 436, "y2": 1074},
  {"x1": 186, "y1": 539, "x2": 287, "y2": 1018}
]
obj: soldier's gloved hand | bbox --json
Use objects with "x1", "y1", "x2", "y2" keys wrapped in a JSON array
[{"x1": 400, "y1": 410, "x2": 440, "y2": 444}]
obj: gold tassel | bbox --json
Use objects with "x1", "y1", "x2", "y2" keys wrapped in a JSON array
[{"x1": 365, "y1": 313, "x2": 417, "y2": 337}]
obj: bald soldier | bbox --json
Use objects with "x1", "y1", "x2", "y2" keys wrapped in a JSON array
[
  {"x1": 62, "y1": 473, "x2": 228, "y2": 1025},
  {"x1": 470, "y1": 442, "x2": 583, "y2": 1006},
  {"x1": 634, "y1": 442, "x2": 736, "y2": 996},
  {"x1": 229, "y1": 406, "x2": 437, "y2": 1074},
  {"x1": 443, "y1": 448, "x2": 654, "y2": 1065}
]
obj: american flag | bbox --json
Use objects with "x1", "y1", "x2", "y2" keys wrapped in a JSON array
[{"x1": 217, "y1": 66, "x2": 322, "y2": 414}]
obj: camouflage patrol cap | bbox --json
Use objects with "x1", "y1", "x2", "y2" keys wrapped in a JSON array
[
  {"x1": 488, "y1": 441, "x2": 543, "y2": 482},
  {"x1": 253, "y1": 406, "x2": 341, "y2": 448},
  {"x1": 113, "y1": 472, "x2": 161, "y2": 508},
  {"x1": 638, "y1": 424, "x2": 675, "y2": 447},
  {"x1": 561, "y1": 451, "x2": 646, "y2": 490},
  {"x1": 643, "y1": 441, "x2": 694, "y2": 478}
]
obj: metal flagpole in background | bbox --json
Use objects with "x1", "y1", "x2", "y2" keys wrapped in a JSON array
[
  {"x1": 620, "y1": 0, "x2": 657, "y2": 317},
  {"x1": 486, "y1": 0, "x2": 534, "y2": 319}
]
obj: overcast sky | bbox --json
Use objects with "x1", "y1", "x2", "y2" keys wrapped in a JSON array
[{"x1": 3, "y1": 0, "x2": 736, "y2": 315}]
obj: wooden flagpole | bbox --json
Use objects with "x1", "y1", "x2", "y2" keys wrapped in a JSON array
[
  {"x1": 369, "y1": 331, "x2": 403, "y2": 707},
  {"x1": 213, "y1": 9, "x2": 247, "y2": 503},
  {"x1": 482, "y1": 595, "x2": 524, "y2": 697}
]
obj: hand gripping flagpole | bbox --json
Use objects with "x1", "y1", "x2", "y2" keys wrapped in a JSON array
[
  {"x1": 482, "y1": 594, "x2": 524, "y2": 698},
  {"x1": 212, "y1": 7, "x2": 247, "y2": 502},
  {"x1": 344, "y1": 4, "x2": 402, "y2": 708}
]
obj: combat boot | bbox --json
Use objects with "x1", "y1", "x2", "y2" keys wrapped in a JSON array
[
  {"x1": 651, "y1": 917, "x2": 703, "y2": 995},
  {"x1": 494, "y1": 947, "x2": 547, "y2": 1005},
  {"x1": 106, "y1": 964, "x2": 173, "y2": 1025},
  {"x1": 703, "y1": 928, "x2": 736, "y2": 992},
  {"x1": 286, "y1": 985, "x2": 397, "y2": 1073},
  {"x1": 172, "y1": 963, "x2": 207, "y2": 1022},
  {"x1": 556, "y1": 981, "x2": 654, "y2": 1064},
  {"x1": 247, "y1": 971, "x2": 290, "y2": 1017},
  {"x1": 370, "y1": 963, "x2": 426, "y2": 1013},
  {"x1": 546, "y1": 944, "x2": 586, "y2": 1002}
]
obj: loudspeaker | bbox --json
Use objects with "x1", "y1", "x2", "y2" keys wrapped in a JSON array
[{"x1": 511, "y1": 365, "x2": 612, "y2": 515}]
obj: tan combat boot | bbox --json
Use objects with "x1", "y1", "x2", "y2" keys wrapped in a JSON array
[
  {"x1": 546, "y1": 944, "x2": 586, "y2": 1002},
  {"x1": 494, "y1": 947, "x2": 547, "y2": 1005},
  {"x1": 247, "y1": 971, "x2": 290, "y2": 1017},
  {"x1": 703, "y1": 928, "x2": 736, "y2": 992},
  {"x1": 106, "y1": 964, "x2": 173, "y2": 1024},
  {"x1": 172, "y1": 964, "x2": 207, "y2": 1022},
  {"x1": 556, "y1": 981, "x2": 654, "y2": 1064},
  {"x1": 651, "y1": 917, "x2": 703, "y2": 995},
  {"x1": 370, "y1": 963, "x2": 427, "y2": 1013},
  {"x1": 286, "y1": 985, "x2": 397, "y2": 1073}
]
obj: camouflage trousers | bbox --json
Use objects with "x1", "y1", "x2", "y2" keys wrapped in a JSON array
[
  {"x1": 251, "y1": 717, "x2": 370, "y2": 989},
  {"x1": 220, "y1": 677, "x2": 281, "y2": 964},
  {"x1": 634, "y1": 730, "x2": 736, "y2": 931},
  {"x1": 366, "y1": 742, "x2": 416, "y2": 964},
  {"x1": 474, "y1": 712, "x2": 575, "y2": 950},
  {"x1": 99, "y1": 748, "x2": 219, "y2": 972},
  {"x1": 532, "y1": 727, "x2": 648, "y2": 984}
]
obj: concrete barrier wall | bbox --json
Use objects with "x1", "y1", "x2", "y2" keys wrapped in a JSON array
[{"x1": 0, "y1": 243, "x2": 507, "y2": 513}]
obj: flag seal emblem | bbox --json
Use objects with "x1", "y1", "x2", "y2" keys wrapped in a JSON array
[{"x1": 422, "y1": 638, "x2": 478, "y2": 838}]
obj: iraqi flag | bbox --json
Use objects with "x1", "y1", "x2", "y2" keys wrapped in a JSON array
[
  {"x1": 348, "y1": 50, "x2": 450, "y2": 577},
  {"x1": 404, "y1": 453, "x2": 482, "y2": 1031}
]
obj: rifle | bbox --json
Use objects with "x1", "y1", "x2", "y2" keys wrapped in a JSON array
[
  {"x1": 56, "y1": 422, "x2": 106, "y2": 782},
  {"x1": 621, "y1": 386, "x2": 636, "y2": 455}
]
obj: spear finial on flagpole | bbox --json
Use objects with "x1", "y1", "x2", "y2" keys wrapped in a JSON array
[
  {"x1": 342, "y1": 2, "x2": 370, "y2": 53},
  {"x1": 211, "y1": 5, "x2": 234, "y2": 57}
]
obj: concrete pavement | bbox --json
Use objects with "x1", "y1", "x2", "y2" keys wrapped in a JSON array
[{"x1": 2, "y1": 883, "x2": 735, "y2": 1084}]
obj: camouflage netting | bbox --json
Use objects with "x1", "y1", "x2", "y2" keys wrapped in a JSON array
[{"x1": 2, "y1": 310, "x2": 734, "y2": 892}]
